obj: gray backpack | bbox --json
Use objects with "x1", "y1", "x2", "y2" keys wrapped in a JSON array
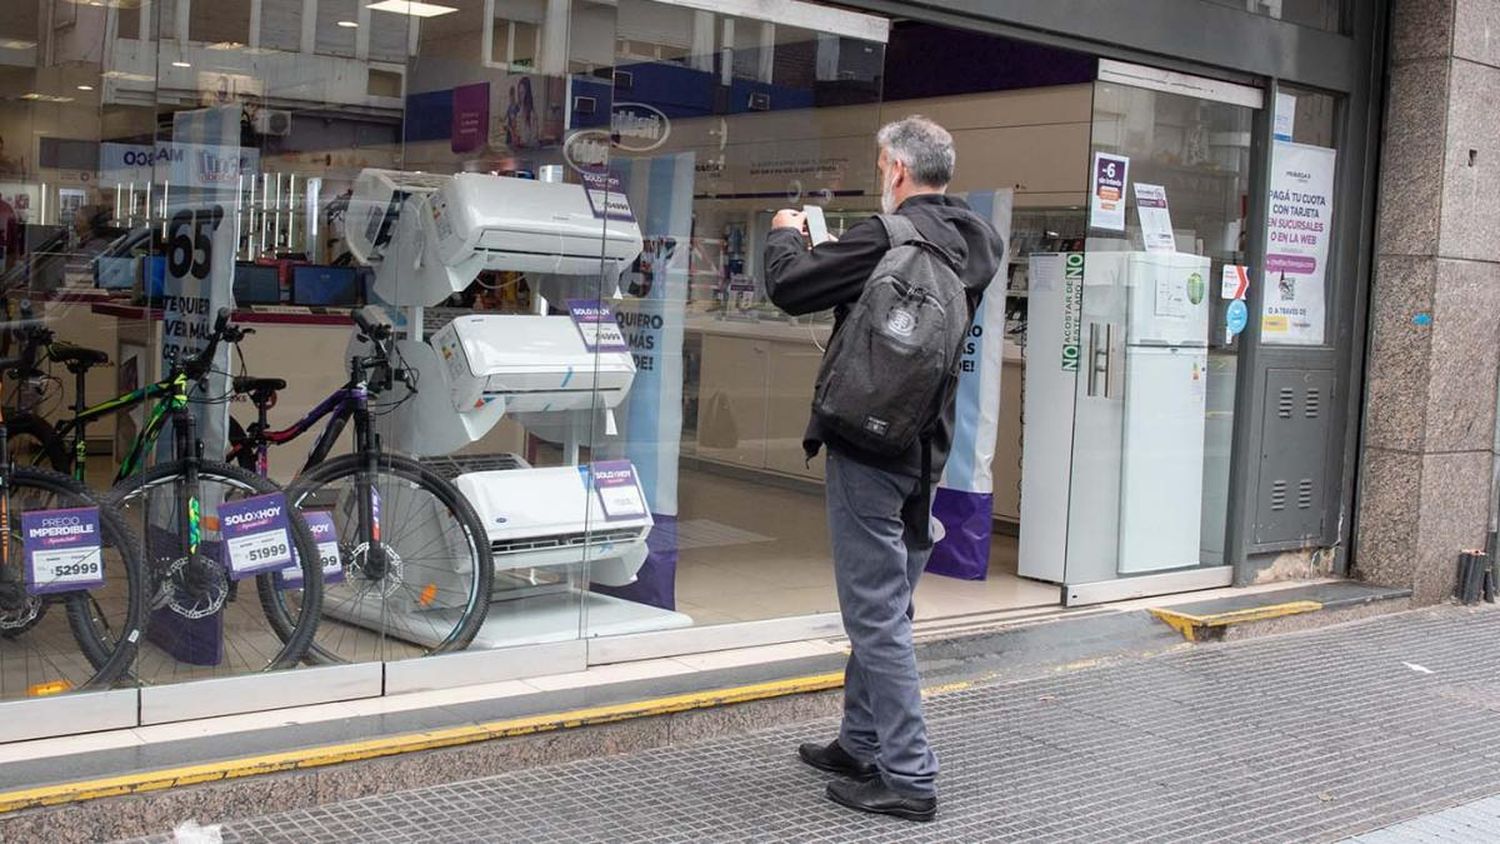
[{"x1": 812, "y1": 214, "x2": 970, "y2": 458}]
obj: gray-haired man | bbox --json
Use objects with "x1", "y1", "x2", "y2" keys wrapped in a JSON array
[{"x1": 763, "y1": 117, "x2": 1004, "y2": 821}]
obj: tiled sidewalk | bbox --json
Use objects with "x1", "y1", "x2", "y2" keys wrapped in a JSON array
[{"x1": 124, "y1": 605, "x2": 1500, "y2": 843}]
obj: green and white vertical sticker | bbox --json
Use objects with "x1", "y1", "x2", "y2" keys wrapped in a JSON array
[{"x1": 1061, "y1": 252, "x2": 1084, "y2": 372}]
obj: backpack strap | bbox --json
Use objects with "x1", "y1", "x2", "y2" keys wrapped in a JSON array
[{"x1": 877, "y1": 213, "x2": 923, "y2": 248}]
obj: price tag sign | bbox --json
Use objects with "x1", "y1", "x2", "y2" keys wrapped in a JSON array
[
  {"x1": 589, "y1": 460, "x2": 647, "y2": 521},
  {"x1": 218, "y1": 493, "x2": 295, "y2": 580},
  {"x1": 23, "y1": 507, "x2": 104, "y2": 595},
  {"x1": 567, "y1": 299, "x2": 630, "y2": 354},
  {"x1": 276, "y1": 511, "x2": 344, "y2": 590}
]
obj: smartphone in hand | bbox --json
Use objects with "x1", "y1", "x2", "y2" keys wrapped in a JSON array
[{"x1": 803, "y1": 205, "x2": 832, "y2": 245}]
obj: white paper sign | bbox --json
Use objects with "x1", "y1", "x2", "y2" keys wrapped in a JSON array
[
  {"x1": 1134, "y1": 183, "x2": 1176, "y2": 253},
  {"x1": 1274, "y1": 93, "x2": 1297, "y2": 142},
  {"x1": 1155, "y1": 274, "x2": 1189, "y2": 318},
  {"x1": 1262, "y1": 141, "x2": 1336, "y2": 346},
  {"x1": 1089, "y1": 152, "x2": 1129, "y2": 232}
]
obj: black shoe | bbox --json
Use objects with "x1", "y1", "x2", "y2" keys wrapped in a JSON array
[
  {"x1": 826, "y1": 777, "x2": 937, "y2": 822},
  {"x1": 797, "y1": 740, "x2": 878, "y2": 781}
]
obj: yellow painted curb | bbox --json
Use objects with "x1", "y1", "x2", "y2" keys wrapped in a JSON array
[
  {"x1": 0, "y1": 671, "x2": 844, "y2": 815},
  {"x1": 1150, "y1": 600, "x2": 1323, "y2": 642}
]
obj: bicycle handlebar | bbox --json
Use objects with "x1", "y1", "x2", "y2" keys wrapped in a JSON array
[{"x1": 179, "y1": 308, "x2": 249, "y2": 381}]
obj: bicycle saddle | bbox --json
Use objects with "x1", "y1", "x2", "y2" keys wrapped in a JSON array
[
  {"x1": 50, "y1": 344, "x2": 110, "y2": 368},
  {"x1": 233, "y1": 376, "x2": 287, "y2": 395}
]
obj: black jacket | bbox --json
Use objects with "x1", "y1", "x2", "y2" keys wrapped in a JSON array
[{"x1": 763, "y1": 193, "x2": 1004, "y2": 481}]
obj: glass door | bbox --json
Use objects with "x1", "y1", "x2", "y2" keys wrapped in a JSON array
[{"x1": 1062, "y1": 64, "x2": 1260, "y2": 593}]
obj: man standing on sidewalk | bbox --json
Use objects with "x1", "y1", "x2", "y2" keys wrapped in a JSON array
[{"x1": 763, "y1": 116, "x2": 1003, "y2": 822}]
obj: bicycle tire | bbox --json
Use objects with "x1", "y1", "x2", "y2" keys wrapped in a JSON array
[
  {"x1": 6, "y1": 466, "x2": 147, "y2": 689},
  {"x1": 280, "y1": 453, "x2": 493, "y2": 662},
  {"x1": 105, "y1": 459, "x2": 324, "y2": 674},
  {"x1": 5, "y1": 411, "x2": 70, "y2": 473}
]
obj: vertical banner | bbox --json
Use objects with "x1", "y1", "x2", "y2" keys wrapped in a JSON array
[
  {"x1": 927, "y1": 189, "x2": 1014, "y2": 580},
  {"x1": 592, "y1": 152, "x2": 694, "y2": 611},
  {"x1": 1261, "y1": 141, "x2": 1336, "y2": 346},
  {"x1": 162, "y1": 106, "x2": 238, "y2": 462}
]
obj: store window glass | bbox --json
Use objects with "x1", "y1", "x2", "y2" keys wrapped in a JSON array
[
  {"x1": 1262, "y1": 85, "x2": 1338, "y2": 347},
  {"x1": 1048, "y1": 77, "x2": 1255, "y2": 585},
  {"x1": 189, "y1": 1, "x2": 251, "y2": 46},
  {"x1": 1201, "y1": 0, "x2": 1344, "y2": 32},
  {"x1": 258, "y1": 0, "x2": 304, "y2": 54},
  {"x1": 0, "y1": 1, "x2": 155, "y2": 712},
  {"x1": 315, "y1": 0, "x2": 359, "y2": 58}
]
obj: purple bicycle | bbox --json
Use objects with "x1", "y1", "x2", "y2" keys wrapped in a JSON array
[{"x1": 229, "y1": 307, "x2": 493, "y2": 660}]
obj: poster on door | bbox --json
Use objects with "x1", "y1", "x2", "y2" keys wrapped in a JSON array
[
  {"x1": 1262, "y1": 141, "x2": 1336, "y2": 346},
  {"x1": 1089, "y1": 153, "x2": 1129, "y2": 232}
]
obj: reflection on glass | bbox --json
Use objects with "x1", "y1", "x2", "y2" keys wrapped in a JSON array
[{"x1": 1074, "y1": 81, "x2": 1255, "y2": 574}]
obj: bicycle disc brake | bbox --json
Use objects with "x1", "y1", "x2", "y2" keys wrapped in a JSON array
[{"x1": 154, "y1": 556, "x2": 230, "y2": 620}]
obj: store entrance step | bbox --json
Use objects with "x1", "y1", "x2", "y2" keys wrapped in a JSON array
[{"x1": 1149, "y1": 581, "x2": 1413, "y2": 642}]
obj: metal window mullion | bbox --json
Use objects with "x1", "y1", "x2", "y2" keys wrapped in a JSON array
[{"x1": 1225, "y1": 77, "x2": 1278, "y2": 580}]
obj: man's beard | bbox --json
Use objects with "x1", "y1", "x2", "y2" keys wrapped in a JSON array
[{"x1": 879, "y1": 171, "x2": 897, "y2": 214}]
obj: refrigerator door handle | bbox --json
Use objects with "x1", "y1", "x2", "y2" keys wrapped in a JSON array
[
  {"x1": 1092, "y1": 325, "x2": 1116, "y2": 401},
  {"x1": 1105, "y1": 324, "x2": 1124, "y2": 399}
]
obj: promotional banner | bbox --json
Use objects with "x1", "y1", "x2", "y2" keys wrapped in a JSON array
[
  {"x1": 1262, "y1": 140, "x2": 1336, "y2": 346},
  {"x1": 591, "y1": 152, "x2": 694, "y2": 611},
  {"x1": 161, "y1": 106, "x2": 238, "y2": 462},
  {"x1": 1089, "y1": 153, "x2": 1129, "y2": 232},
  {"x1": 927, "y1": 188, "x2": 1015, "y2": 580}
]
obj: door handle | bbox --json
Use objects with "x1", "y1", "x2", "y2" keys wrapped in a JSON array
[
  {"x1": 1103, "y1": 324, "x2": 1121, "y2": 399},
  {"x1": 1087, "y1": 323, "x2": 1109, "y2": 397}
]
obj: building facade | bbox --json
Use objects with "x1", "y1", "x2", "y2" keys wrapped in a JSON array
[{"x1": 0, "y1": 0, "x2": 1459, "y2": 742}]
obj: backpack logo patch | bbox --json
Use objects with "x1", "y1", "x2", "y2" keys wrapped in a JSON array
[
  {"x1": 863, "y1": 416, "x2": 890, "y2": 436},
  {"x1": 886, "y1": 307, "x2": 917, "y2": 337}
]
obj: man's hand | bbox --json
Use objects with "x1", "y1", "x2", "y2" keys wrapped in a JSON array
[{"x1": 771, "y1": 209, "x2": 807, "y2": 233}]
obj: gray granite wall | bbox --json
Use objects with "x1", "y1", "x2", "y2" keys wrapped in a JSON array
[{"x1": 1357, "y1": 0, "x2": 1500, "y2": 603}]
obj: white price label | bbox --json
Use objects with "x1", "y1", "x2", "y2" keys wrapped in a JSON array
[
  {"x1": 226, "y1": 529, "x2": 293, "y2": 577},
  {"x1": 31, "y1": 547, "x2": 104, "y2": 590},
  {"x1": 598, "y1": 483, "x2": 647, "y2": 520},
  {"x1": 281, "y1": 540, "x2": 344, "y2": 587}
]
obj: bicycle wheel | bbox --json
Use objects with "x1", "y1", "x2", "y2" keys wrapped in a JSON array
[
  {"x1": 277, "y1": 453, "x2": 493, "y2": 664},
  {"x1": 4, "y1": 411, "x2": 70, "y2": 473},
  {"x1": 0, "y1": 466, "x2": 146, "y2": 697},
  {"x1": 105, "y1": 460, "x2": 323, "y2": 682}
]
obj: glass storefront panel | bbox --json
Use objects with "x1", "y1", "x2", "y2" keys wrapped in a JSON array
[
  {"x1": 1045, "y1": 78, "x2": 1255, "y2": 584},
  {"x1": 0, "y1": 0, "x2": 1365, "y2": 732}
]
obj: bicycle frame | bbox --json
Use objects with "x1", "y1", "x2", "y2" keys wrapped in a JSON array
[
  {"x1": 53, "y1": 374, "x2": 190, "y2": 485},
  {"x1": 233, "y1": 369, "x2": 382, "y2": 570}
]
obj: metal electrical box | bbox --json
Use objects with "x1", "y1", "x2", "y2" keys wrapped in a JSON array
[{"x1": 1253, "y1": 368, "x2": 1334, "y2": 547}]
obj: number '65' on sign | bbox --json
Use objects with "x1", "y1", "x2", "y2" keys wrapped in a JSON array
[{"x1": 167, "y1": 205, "x2": 225, "y2": 280}]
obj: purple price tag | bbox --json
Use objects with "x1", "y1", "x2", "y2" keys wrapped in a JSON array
[
  {"x1": 567, "y1": 299, "x2": 630, "y2": 353},
  {"x1": 218, "y1": 493, "x2": 295, "y2": 580},
  {"x1": 23, "y1": 507, "x2": 103, "y2": 595},
  {"x1": 590, "y1": 460, "x2": 647, "y2": 521},
  {"x1": 276, "y1": 510, "x2": 345, "y2": 590},
  {"x1": 580, "y1": 170, "x2": 635, "y2": 222}
]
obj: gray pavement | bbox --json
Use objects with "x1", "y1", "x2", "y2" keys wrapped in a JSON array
[{"x1": 124, "y1": 605, "x2": 1500, "y2": 843}]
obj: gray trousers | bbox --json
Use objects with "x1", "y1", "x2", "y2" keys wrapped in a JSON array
[{"x1": 825, "y1": 449, "x2": 938, "y2": 798}]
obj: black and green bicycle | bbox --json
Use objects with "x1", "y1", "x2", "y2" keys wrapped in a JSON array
[{"x1": 5, "y1": 309, "x2": 324, "y2": 683}]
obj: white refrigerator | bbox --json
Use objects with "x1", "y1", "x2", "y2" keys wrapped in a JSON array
[
  {"x1": 1019, "y1": 250, "x2": 1211, "y2": 583},
  {"x1": 1116, "y1": 251, "x2": 1211, "y2": 573}
]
